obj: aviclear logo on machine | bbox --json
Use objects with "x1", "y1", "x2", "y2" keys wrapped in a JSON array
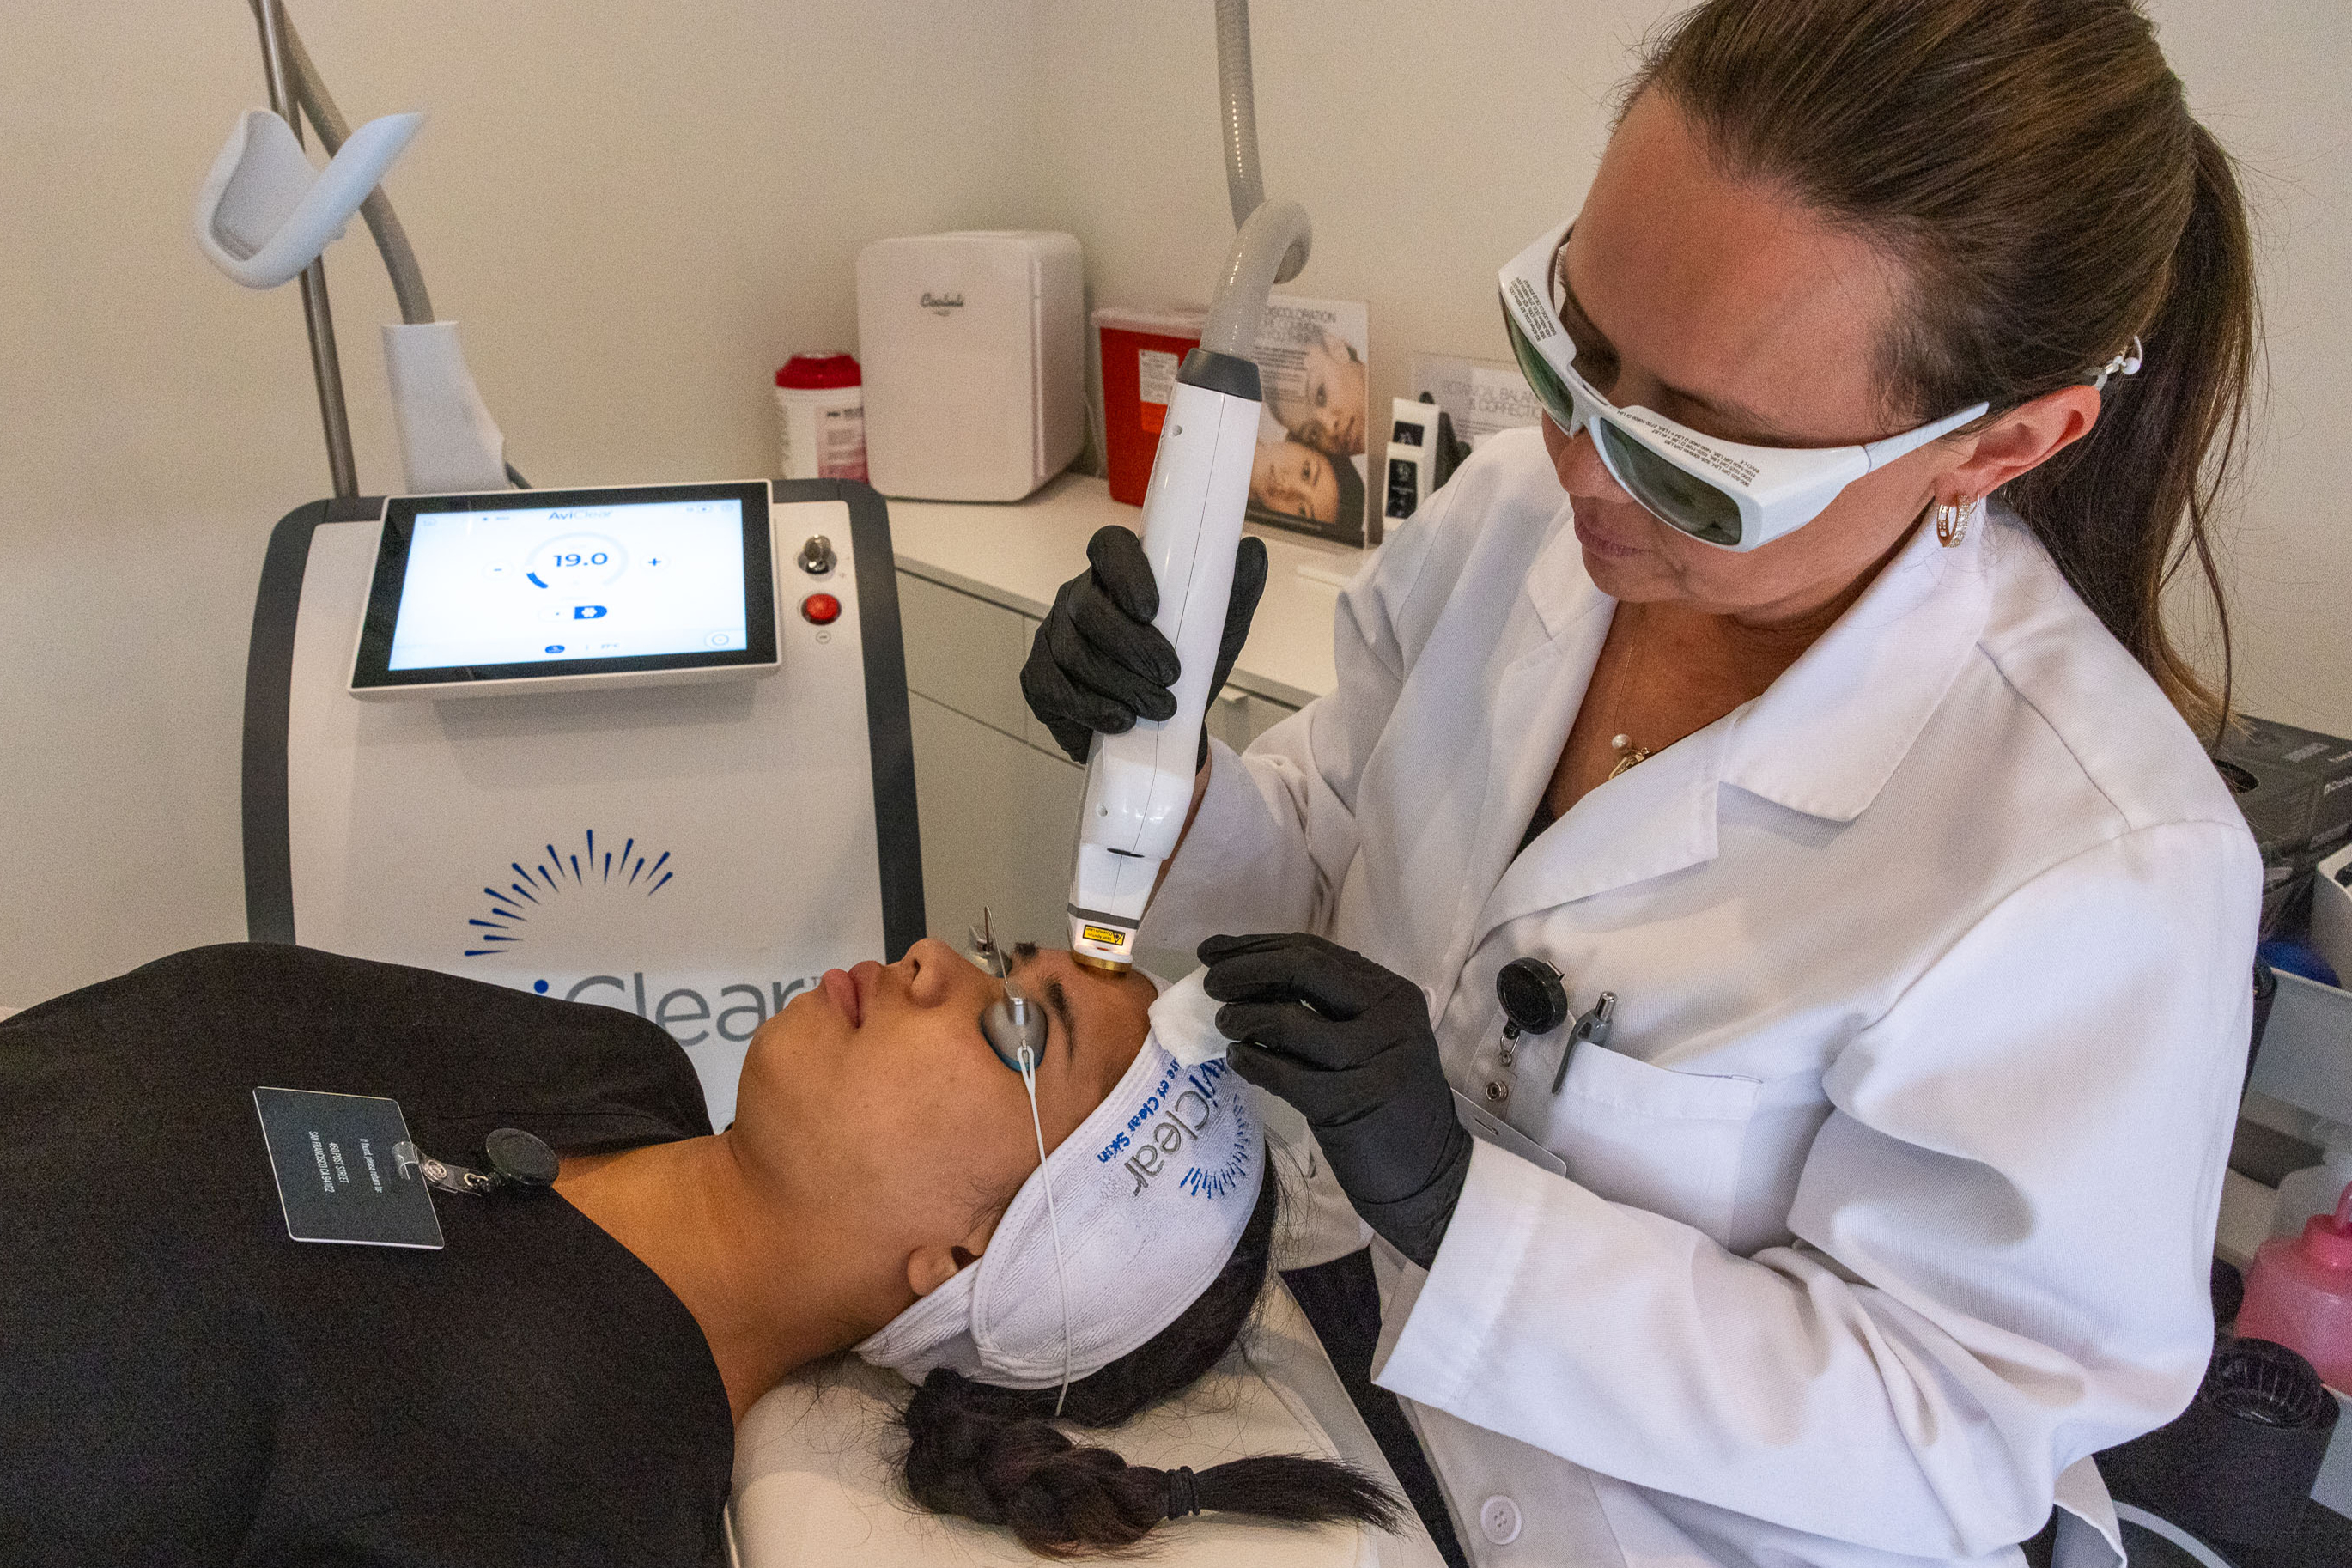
[
  {"x1": 465, "y1": 829, "x2": 673, "y2": 957},
  {"x1": 530, "y1": 970, "x2": 814, "y2": 1050},
  {"x1": 464, "y1": 829, "x2": 817, "y2": 1051}
]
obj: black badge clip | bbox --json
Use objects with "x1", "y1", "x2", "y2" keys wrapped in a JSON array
[
  {"x1": 1486, "y1": 957, "x2": 1571, "y2": 1103},
  {"x1": 393, "y1": 1127, "x2": 559, "y2": 1198}
]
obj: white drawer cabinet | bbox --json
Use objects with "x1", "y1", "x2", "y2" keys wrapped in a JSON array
[
  {"x1": 907, "y1": 694, "x2": 1085, "y2": 951},
  {"x1": 897, "y1": 573, "x2": 1030, "y2": 737},
  {"x1": 896, "y1": 568, "x2": 1297, "y2": 963}
]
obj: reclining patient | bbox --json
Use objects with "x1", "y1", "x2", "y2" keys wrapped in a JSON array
[{"x1": 0, "y1": 939, "x2": 1395, "y2": 1565}]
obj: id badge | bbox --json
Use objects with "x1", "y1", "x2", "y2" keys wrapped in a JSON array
[
  {"x1": 1451, "y1": 1089, "x2": 1568, "y2": 1177},
  {"x1": 253, "y1": 1086, "x2": 444, "y2": 1249}
]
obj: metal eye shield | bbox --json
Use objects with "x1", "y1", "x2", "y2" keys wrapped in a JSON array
[{"x1": 970, "y1": 908, "x2": 1049, "y2": 1072}]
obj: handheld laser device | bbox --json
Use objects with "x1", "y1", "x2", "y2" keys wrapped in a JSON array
[
  {"x1": 1066, "y1": 349, "x2": 1264, "y2": 971},
  {"x1": 1063, "y1": 0, "x2": 1312, "y2": 972}
]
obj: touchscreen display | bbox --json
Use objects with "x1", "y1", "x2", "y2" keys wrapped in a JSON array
[{"x1": 386, "y1": 496, "x2": 750, "y2": 671}]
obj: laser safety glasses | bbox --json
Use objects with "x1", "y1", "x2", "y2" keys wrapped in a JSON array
[{"x1": 1498, "y1": 220, "x2": 1989, "y2": 551}]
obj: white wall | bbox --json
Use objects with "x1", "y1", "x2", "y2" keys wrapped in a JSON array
[
  {"x1": 4, "y1": 0, "x2": 2345, "y2": 1003},
  {"x1": 0, "y1": 0, "x2": 1039, "y2": 1003},
  {"x1": 2156, "y1": 1, "x2": 2352, "y2": 733},
  {"x1": 1030, "y1": 0, "x2": 2352, "y2": 726},
  {"x1": 1032, "y1": 1, "x2": 1664, "y2": 471}
]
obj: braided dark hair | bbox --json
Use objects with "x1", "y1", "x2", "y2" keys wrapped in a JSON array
[{"x1": 898, "y1": 1175, "x2": 1402, "y2": 1555}]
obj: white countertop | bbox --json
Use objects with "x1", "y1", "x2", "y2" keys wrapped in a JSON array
[{"x1": 884, "y1": 473, "x2": 1366, "y2": 708}]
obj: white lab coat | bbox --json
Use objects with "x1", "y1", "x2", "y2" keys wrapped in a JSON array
[{"x1": 1139, "y1": 428, "x2": 2260, "y2": 1568}]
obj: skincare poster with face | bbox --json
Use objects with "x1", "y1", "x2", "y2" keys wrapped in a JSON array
[{"x1": 1248, "y1": 295, "x2": 1371, "y2": 548}]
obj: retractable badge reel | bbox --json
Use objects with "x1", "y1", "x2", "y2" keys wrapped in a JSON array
[
  {"x1": 1486, "y1": 957, "x2": 1568, "y2": 1104},
  {"x1": 1483, "y1": 957, "x2": 1617, "y2": 1103},
  {"x1": 394, "y1": 1127, "x2": 559, "y2": 1198}
]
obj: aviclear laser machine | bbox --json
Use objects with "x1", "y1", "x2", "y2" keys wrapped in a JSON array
[
  {"x1": 243, "y1": 480, "x2": 921, "y2": 1126},
  {"x1": 210, "y1": 9, "x2": 918, "y2": 1125}
]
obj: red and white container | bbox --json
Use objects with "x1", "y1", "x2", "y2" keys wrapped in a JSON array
[
  {"x1": 774, "y1": 353, "x2": 867, "y2": 482},
  {"x1": 1093, "y1": 304, "x2": 1206, "y2": 506}
]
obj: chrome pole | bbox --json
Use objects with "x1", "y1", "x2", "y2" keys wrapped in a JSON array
[{"x1": 255, "y1": 0, "x2": 358, "y2": 498}]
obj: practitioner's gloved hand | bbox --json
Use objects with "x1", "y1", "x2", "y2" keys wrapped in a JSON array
[
  {"x1": 1201, "y1": 933, "x2": 1472, "y2": 1269},
  {"x1": 1020, "y1": 525, "x2": 1269, "y2": 766}
]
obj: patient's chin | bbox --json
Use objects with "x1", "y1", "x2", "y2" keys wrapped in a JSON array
[{"x1": 732, "y1": 1000, "x2": 827, "y2": 1114}]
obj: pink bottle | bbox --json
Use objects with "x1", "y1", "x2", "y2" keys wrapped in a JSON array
[{"x1": 2237, "y1": 1180, "x2": 2352, "y2": 1390}]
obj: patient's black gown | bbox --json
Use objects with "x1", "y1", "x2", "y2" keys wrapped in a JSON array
[{"x1": 0, "y1": 943, "x2": 732, "y2": 1566}]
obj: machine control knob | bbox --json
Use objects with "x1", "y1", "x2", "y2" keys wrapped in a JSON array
[
  {"x1": 797, "y1": 535, "x2": 836, "y2": 575},
  {"x1": 801, "y1": 593, "x2": 842, "y2": 625}
]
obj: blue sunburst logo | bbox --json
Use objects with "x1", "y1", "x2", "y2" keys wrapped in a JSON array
[{"x1": 464, "y1": 829, "x2": 676, "y2": 957}]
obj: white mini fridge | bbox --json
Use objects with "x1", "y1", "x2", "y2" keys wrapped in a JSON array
[{"x1": 856, "y1": 231, "x2": 1085, "y2": 502}]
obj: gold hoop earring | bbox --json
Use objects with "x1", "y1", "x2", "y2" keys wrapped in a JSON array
[{"x1": 1934, "y1": 497, "x2": 1973, "y2": 548}]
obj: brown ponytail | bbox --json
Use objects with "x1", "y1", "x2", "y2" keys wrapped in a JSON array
[
  {"x1": 1629, "y1": 0, "x2": 2259, "y2": 740},
  {"x1": 897, "y1": 1176, "x2": 1402, "y2": 1556}
]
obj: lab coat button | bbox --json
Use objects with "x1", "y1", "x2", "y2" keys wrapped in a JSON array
[{"x1": 1478, "y1": 1494, "x2": 1522, "y2": 1545}]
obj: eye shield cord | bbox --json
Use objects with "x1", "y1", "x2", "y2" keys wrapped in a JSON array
[
  {"x1": 1016, "y1": 1045, "x2": 1074, "y2": 1417},
  {"x1": 972, "y1": 906, "x2": 1073, "y2": 1413}
]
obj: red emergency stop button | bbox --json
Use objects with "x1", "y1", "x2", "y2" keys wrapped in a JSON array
[{"x1": 800, "y1": 593, "x2": 842, "y2": 625}]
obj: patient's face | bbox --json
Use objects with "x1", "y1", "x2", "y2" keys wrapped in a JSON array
[{"x1": 735, "y1": 938, "x2": 1154, "y2": 1264}]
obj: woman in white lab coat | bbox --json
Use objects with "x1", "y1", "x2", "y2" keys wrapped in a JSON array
[{"x1": 1020, "y1": 3, "x2": 2264, "y2": 1565}]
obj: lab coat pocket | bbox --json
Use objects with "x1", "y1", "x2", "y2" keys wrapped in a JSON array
[{"x1": 1547, "y1": 1046, "x2": 1759, "y2": 1246}]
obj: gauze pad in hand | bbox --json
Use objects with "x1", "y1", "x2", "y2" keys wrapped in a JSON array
[{"x1": 1150, "y1": 968, "x2": 1234, "y2": 1067}]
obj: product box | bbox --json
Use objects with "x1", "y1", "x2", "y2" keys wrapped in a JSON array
[
  {"x1": 1409, "y1": 352, "x2": 1547, "y2": 446},
  {"x1": 2213, "y1": 752, "x2": 2318, "y2": 939},
  {"x1": 2225, "y1": 717, "x2": 2352, "y2": 867},
  {"x1": 1094, "y1": 304, "x2": 1206, "y2": 507}
]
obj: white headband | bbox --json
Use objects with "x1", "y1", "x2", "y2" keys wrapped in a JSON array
[{"x1": 852, "y1": 1029, "x2": 1265, "y2": 1390}]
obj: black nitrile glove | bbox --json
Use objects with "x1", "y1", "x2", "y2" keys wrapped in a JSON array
[
  {"x1": 1201, "y1": 933, "x2": 1472, "y2": 1268},
  {"x1": 1020, "y1": 525, "x2": 1269, "y2": 766}
]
